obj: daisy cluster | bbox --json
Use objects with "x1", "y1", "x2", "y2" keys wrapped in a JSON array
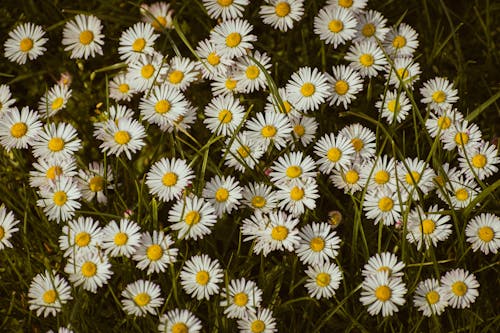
[{"x1": 0, "y1": 0, "x2": 499, "y2": 331}]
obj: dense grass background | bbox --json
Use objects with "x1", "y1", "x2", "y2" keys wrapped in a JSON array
[{"x1": 0, "y1": 0, "x2": 498, "y2": 332}]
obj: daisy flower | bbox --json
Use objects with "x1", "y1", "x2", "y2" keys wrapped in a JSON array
[
  {"x1": 330, "y1": 161, "x2": 367, "y2": 194},
  {"x1": 64, "y1": 249, "x2": 113, "y2": 293},
  {"x1": 0, "y1": 84, "x2": 16, "y2": 114},
  {"x1": 360, "y1": 154, "x2": 397, "y2": 193},
  {"x1": 118, "y1": 22, "x2": 159, "y2": 64},
  {"x1": 204, "y1": 94, "x2": 246, "y2": 137},
  {"x1": 101, "y1": 218, "x2": 142, "y2": 258},
  {"x1": 442, "y1": 120, "x2": 482, "y2": 152},
  {"x1": 458, "y1": 140, "x2": 499, "y2": 180},
  {"x1": 77, "y1": 161, "x2": 113, "y2": 204},
  {"x1": 0, "y1": 106, "x2": 42, "y2": 151},
  {"x1": 96, "y1": 117, "x2": 146, "y2": 160},
  {"x1": 296, "y1": 222, "x2": 341, "y2": 265},
  {"x1": 32, "y1": 122, "x2": 81, "y2": 162},
  {"x1": 375, "y1": 90, "x2": 411, "y2": 124},
  {"x1": 121, "y1": 279, "x2": 164, "y2": 317},
  {"x1": 384, "y1": 23, "x2": 419, "y2": 57},
  {"x1": 241, "y1": 182, "x2": 278, "y2": 213},
  {"x1": 163, "y1": 56, "x2": 199, "y2": 91},
  {"x1": 354, "y1": 9, "x2": 389, "y2": 43},
  {"x1": 285, "y1": 66, "x2": 330, "y2": 112},
  {"x1": 140, "y1": 83, "x2": 189, "y2": 129},
  {"x1": 339, "y1": 123, "x2": 377, "y2": 162},
  {"x1": 195, "y1": 38, "x2": 234, "y2": 80},
  {"x1": 259, "y1": 0, "x2": 305, "y2": 32},
  {"x1": 246, "y1": 111, "x2": 292, "y2": 150},
  {"x1": 289, "y1": 115, "x2": 318, "y2": 147},
  {"x1": 220, "y1": 278, "x2": 263, "y2": 319},
  {"x1": 59, "y1": 216, "x2": 102, "y2": 258},
  {"x1": 133, "y1": 230, "x2": 178, "y2": 274},
  {"x1": 241, "y1": 210, "x2": 270, "y2": 247},
  {"x1": 425, "y1": 108, "x2": 463, "y2": 139},
  {"x1": 0, "y1": 205, "x2": 20, "y2": 250},
  {"x1": 406, "y1": 205, "x2": 452, "y2": 250},
  {"x1": 168, "y1": 195, "x2": 217, "y2": 240},
  {"x1": 327, "y1": 0, "x2": 368, "y2": 13},
  {"x1": 314, "y1": 6, "x2": 357, "y2": 48},
  {"x1": 211, "y1": 69, "x2": 243, "y2": 96},
  {"x1": 38, "y1": 84, "x2": 72, "y2": 118},
  {"x1": 28, "y1": 270, "x2": 72, "y2": 318},
  {"x1": 146, "y1": 157, "x2": 194, "y2": 203},
  {"x1": 141, "y1": 2, "x2": 174, "y2": 31},
  {"x1": 360, "y1": 271, "x2": 407, "y2": 317},
  {"x1": 109, "y1": 72, "x2": 137, "y2": 102},
  {"x1": 397, "y1": 157, "x2": 436, "y2": 201},
  {"x1": 363, "y1": 188, "x2": 406, "y2": 226},
  {"x1": 345, "y1": 40, "x2": 388, "y2": 78},
  {"x1": 29, "y1": 158, "x2": 77, "y2": 189},
  {"x1": 126, "y1": 52, "x2": 167, "y2": 92},
  {"x1": 305, "y1": 261, "x2": 343, "y2": 299},
  {"x1": 93, "y1": 104, "x2": 135, "y2": 133},
  {"x1": 4, "y1": 22, "x2": 47, "y2": 64},
  {"x1": 210, "y1": 18, "x2": 257, "y2": 59},
  {"x1": 362, "y1": 252, "x2": 405, "y2": 278},
  {"x1": 466, "y1": 213, "x2": 500, "y2": 255},
  {"x1": 446, "y1": 176, "x2": 479, "y2": 209},
  {"x1": 237, "y1": 307, "x2": 277, "y2": 333},
  {"x1": 223, "y1": 131, "x2": 265, "y2": 173},
  {"x1": 203, "y1": 175, "x2": 242, "y2": 217},
  {"x1": 163, "y1": 101, "x2": 197, "y2": 133},
  {"x1": 325, "y1": 64, "x2": 364, "y2": 109},
  {"x1": 265, "y1": 87, "x2": 300, "y2": 118},
  {"x1": 203, "y1": 0, "x2": 249, "y2": 20},
  {"x1": 385, "y1": 57, "x2": 421, "y2": 89},
  {"x1": 420, "y1": 77, "x2": 459, "y2": 113},
  {"x1": 36, "y1": 176, "x2": 81, "y2": 223},
  {"x1": 413, "y1": 278, "x2": 448, "y2": 317},
  {"x1": 234, "y1": 50, "x2": 271, "y2": 93},
  {"x1": 440, "y1": 268, "x2": 479, "y2": 309},
  {"x1": 434, "y1": 163, "x2": 462, "y2": 202},
  {"x1": 314, "y1": 132, "x2": 355, "y2": 174},
  {"x1": 62, "y1": 14, "x2": 104, "y2": 59},
  {"x1": 180, "y1": 254, "x2": 224, "y2": 300},
  {"x1": 269, "y1": 151, "x2": 317, "y2": 186},
  {"x1": 158, "y1": 309, "x2": 203, "y2": 333},
  {"x1": 275, "y1": 178, "x2": 319, "y2": 217},
  {"x1": 261, "y1": 210, "x2": 301, "y2": 255}
]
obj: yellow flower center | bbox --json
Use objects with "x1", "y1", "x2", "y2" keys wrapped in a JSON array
[
  {"x1": 374, "y1": 170, "x2": 390, "y2": 185},
  {"x1": 359, "y1": 54, "x2": 374, "y2": 67},
  {"x1": 237, "y1": 145, "x2": 250, "y2": 158},
  {"x1": 397, "y1": 68, "x2": 409, "y2": 79},
  {"x1": 426, "y1": 290, "x2": 440, "y2": 305},
  {"x1": 432, "y1": 90, "x2": 446, "y2": 104},
  {"x1": 310, "y1": 237, "x2": 325, "y2": 252},
  {"x1": 251, "y1": 320, "x2": 266, "y2": 333},
  {"x1": 261, "y1": 125, "x2": 277, "y2": 138},
  {"x1": 132, "y1": 38, "x2": 146, "y2": 52},
  {"x1": 162, "y1": 172, "x2": 178, "y2": 187},
  {"x1": 437, "y1": 116, "x2": 451, "y2": 129},
  {"x1": 0, "y1": 226, "x2": 3, "y2": 240},
  {"x1": 42, "y1": 289, "x2": 57, "y2": 304},
  {"x1": 172, "y1": 323, "x2": 188, "y2": 333},
  {"x1": 168, "y1": 70, "x2": 184, "y2": 84},
  {"x1": 300, "y1": 82, "x2": 315, "y2": 97},
  {"x1": 48, "y1": 137, "x2": 65, "y2": 152},
  {"x1": 421, "y1": 219, "x2": 436, "y2": 235},
  {"x1": 362, "y1": 23, "x2": 376, "y2": 37},
  {"x1": 286, "y1": 165, "x2": 302, "y2": 178},
  {"x1": 114, "y1": 130, "x2": 131, "y2": 145},
  {"x1": 405, "y1": 171, "x2": 421, "y2": 185},
  {"x1": 118, "y1": 83, "x2": 129, "y2": 93},
  {"x1": 51, "y1": 97, "x2": 64, "y2": 110},
  {"x1": 10, "y1": 122, "x2": 28, "y2": 138},
  {"x1": 339, "y1": 0, "x2": 353, "y2": 8},
  {"x1": 114, "y1": 232, "x2": 128, "y2": 245},
  {"x1": 195, "y1": 270, "x2": 209, "y2": 285},
  {"x1": 207, "y1": 52, "x2": 220, "y2": 66},
  {"x1": 19, "y1": 38, "x2": 34, "y2": 52},
  {"x1": 218, "y1": 109, "x2": 233, "y2": 123},
  {"x1": 225, "y1": 78, "x2": 237, "y2": 90},
  {"x1": 455, "y1": 188, "x2": 469, "y2": 201},
  {"x1": 290, "y1": 186, "x2": 304, "y2": 201},
  {"x1": 226, "y1": 32, "x2": 242, "y2": 48},
  {"x1": 328, "y1": 20, "x2": 344, "y2": 33},
  {"x1": 471, "y1": 154, "x2": 487, "y2": 169},
  {"x1": 327, "y1": 147, "x2": 342, "y2": 162},
  {"x1": 377, "y1": 266, "x2": 392, "y2": 275},
  {"x1": 275, "y1": 2, "x2": 291, "y2": 17},
  {"x1": 329, "y1": 211, "x2": 342, "y2": 226},
  {"x1": 146, "y1": 244, "x2": 163, "y2": 261},
  {"x1": 294, "y1": 124, "x2": 305, "y2": 137},
  {"x1": 251, "y1": 195, "x2": 266, "y2": 208},
  {"x1": 316, "y1": 272, "x2": 331, "y2": 287},
  {"x1": 75, "y1": 232, "x2": 91, "y2": 247},
  {"x1": 233, "y1": 292, "x2": 249, "y2": 306},
  {"x1": 218, "y1": 0, "x2": 233, "y2": 6},
  {"x1": 185, "y1": 211, "x2": 201, "y2": 225},
  {"x1": 152, "y1": 16, "x2": 167, "y2": 30},
  {"x1": 375, "y1": 285, "x2": 391, "y2": 301},
  {"x1": 81, "y1": 261, "x2": 97, "y2": 277},
  {"x1": 378, "y1": 197, "x2": 394, "y2": 212},
  {"x1": 46, "y1": 166, "x2": 63, "y2": 180},
  {"x1": 387, "y1": 99, "x2": 401, "y2": 113},
  {"x1": 451, "y1": 281, "x2": 467, "y2": 296},
  {"x1": 155, "y1": 99, "x2": 171, "y2": 114},
  {"x1": 271, "y1": 225, "x2": 288, "y2": 241},
  {"x1": 334, "y1": 80, "x2": 349, "y2": 95},
  {"x1": 141, "y1": 64, "x2": 155, "y2": 79},
  {"x1": 281, "y1": 100, "x2": 292, "y2": 113},
  {"x1": 392, "y1": 35, "x2": 407, "y2": 49},
  {"x1": 79, "y1": 30, "x2": 94, "y2": 45},
  {"x1": 245, "y1": 65, "x2": 260, "y2": 80},
  {"x1": 345, "y1": 169, "x2": 359, "y2": 184},
  {"x1": 89, "y1": 176, "x2": 104, "y2": 192},
  {"x1": 53, "y1": 191, "x2": 68, "y2": 206},
  {"x1": 134, "y1": 293, "x2": 151, "y2": 307},
  {"x1": 454, "y1": 132, "x2": 469, "y2": 146},
  {"x1": 351, "y1": 138, "x2": 364, "y2": 151},
  {"x1": 215, "y1": 188, "x2": 229, "y2": 202},
  {"x1": 478, "y1": 226, "x2": 494, "y2": 242},
  {"x1": 434, "y1": 175, "x2": 445, "y2": 187}
]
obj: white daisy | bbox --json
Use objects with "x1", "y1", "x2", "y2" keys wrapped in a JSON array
[
  {"x1": 77, "y1": 161, "x2": 113, "y2": 204},
  {"x1": 397, "y1": 157, "x2": 436, "y2": 201},
  {"x1": 285, "y1": 66, "x2": 330, "y2": 112},
  {"x1": 237, "y1": 308, "x2": 277, "y2": 333},
  {"x1": 29, "y1": 158, "x2": 77, "y2": 189},
  {"x1": 259, "y1": 0, "x2": 305, "y2": 32},
  {"x1": 327, "y1": 0, "x2": 367, "y2": 13},
  {"x1": 59, "y1": 216, "x2": 102, "y2": 258},
  {"x1": 101, "y1": 218, "x2": 142, "y2": 258},
  {"x1": 211, "y1": 69, "x2": 243, "y2": 96},
  {"x1": 442, "y1": 120, "x2": 482, "y2": 152},
  {"x1": 203, "y1": 0, "x2": 249, "y2": 20},
  {"x1": 0, "y1": 84, "x2": 16, "y2": 114},
  {"x1": 204, "y1": 94, "x2": 246, "y2": 137},
  {"x1": 241, "y1": 182, "x2": 278, "y2": 213},
  {"x1": 96, "y1": 117, "x2": 146, "y2": 160},
  {"x1": 363, "y1": 188, "x2": 406, "y2": 226},
  {"x1": 180, "y1": 254, "x2": 224, "y2": 300},
  {"x1": 385, "y1": 57, "x2": 421, "y2": 89},
  {"x1": 445, "y1": 176, "x2": 479, "y2": 209},
  {"x1": 223, "y1": 131, "x2": 265, "y2": 173},
  {"x1": 62, "y1": 14, "x2": 104, "y2": 59},
  {"x1": 28, "y1": 270, "x2": 72, "y2": 318},
  {"x1": 296, "y1": 222, "x2": 341, "y2": 265},
  {"x1": 360, "y1": 154, "x2": 397, "y2": 193},
  {"x1": 466, "y1": 213, "x2": 500, "y2": 255},
  {"x1": 440, "y1": 269, "x2": 479, "y2": 309},
  {"x1": 289, "y1": 115, "x2": 318, "y2": 148},
  {"x1": 163, "y1": 101, "x2": 197, "y2": 133},
  {"x1": 121, "y1": 279, "x2": 164, "y2": 316},
  {"x1": 32, "y1": 122, "x2": 81, "y2": 163},
  {"x1": 141, "y1": 1, "x2": 175, "y2": 31},
  {"x1": 420, "y1": 77, "x2": 459, "y2": 113},
  {"x1": 126, "y1": 52, "x2": 167, "y2": 92},
  {"x1": 362, "y1": 252, "x2": 405, "y2": 278},
  {"x1": 158, "y1": 308, "x2": 203, "y2": 333},
  {"x1": 109, "y1": 72, "x2": 137, "y2": 102},
  {"x1": 325, "y1": 64, "x2": 364, "y2": 109},
  {"x1": 269, "y1": 151, "x2": 317, "y2": 186},
  {"x1": 246, "y1": 111, "x2": 292, "y2": 150},
  {"x1": 375, "y1": 90, "x2": 411, "y2": 124},
  {"x1": 360, "y1": 271, "x2": 407, "y2": 317},
  {"x1": 140, "y1": 83, "x2": 189, "y2": 129},
  {"x1": 330, "y1": 161, "x2": 367, "y2": 194},
  {"x1": 458, "y1": 140, "x2": 499, "y2": 180},
  {"x1": 425, "y1": 108, "x2": 463, "y2": 139},
  {"x1": 406, "y1": 205, "x2": 452, "y2": 250},
  {"x1": 164, "y1": 56, "x2": 199, "y2": 91},
  {"x1": 168, "y1": 195, "x2": 217, "y2": 240},
  {"x1": 36, "y1": 176, "x2": 81, "y2": 223},
  {"x1": 203, "y1": 175, "x2": 243, "y2": 217},
  {"x1": 353, "y1": 9, "x2": 389, "y2": 43},
  {"x1": 133, "y1": 230, "x2": 178, "y2": 274},
  {"x1": 64, "y1": 249, "x2": 113, "y2": 293},
  {"x1": 345, "y1": 40, "x2": 388, "y2": 78},
  {"x1": 220, "y1": 278, "x2": 263, "y2": 319},
  {"x1": 265, "y1": 87, "x2": 300, "y2": 118},
  {"x1": 0, "y1": 106, "x2": 42, "y2": 151},
  {"x1": 413, "y1": 278, "x2": 448, "y2": 317},
  {"x1": 275, "y1": 178, "x2": 319, "y2": 217},
  {"x1": 305, "y1": 261, "x2": 343, "y2": 299},
  {"x1": 118, "y1": 22, "x2": 159, "y2": 64},
  {"x1": 261, "y1": 210, "x2": 301, "y2": 255},
  {"x1": 38, "y1": 84, "x2": 72, "y2": 118},
  {"x1": 314, "y1": 6, "x2": 357, "y2": 48},
  {"x1": 146, "y1": 157, "x2": 194, "y2": 202},
  {"x1": 195, "y1": 38, "x2": 234, "y2": 80},
  {"x1": 0, "y1": 205, "x2": 20, "y2": 250},
  {"x1": 314, "y1": 132, "x2": 355, "y2": 174},
  {"x1": 434, "y1": 163, "x2": 462, "y2": 201},
  {"x1": 384, "y1": 23, "x2": 419, "y2": 57},
  {"x1": 241, "y1": 211, "x2": 270, "y2": 250},
  {"x1": 339, "y1": 123, "x2": 377, "y2": 162},
  {"x1": 234, "y1": 50, "x2": 271, "y2": 93},
  {"x1": 210, "y1": 18, "x2": 257, "y2": 59},
  {"x1": 4, "y1": 22, "x2": 48, "y2": 64}
]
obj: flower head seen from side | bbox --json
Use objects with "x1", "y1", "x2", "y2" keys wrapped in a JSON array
[
  {"x1": 458, "y1": 140, "x2": 500, "y2": 181},
  {"x1": 345, "y1": 40, "x2": 388, "y2": 78},
  {"x1": 101, "y1": 218, "x2": 142, "y2": 258},
  {"x1": 314, "y1": 132, "x2": 355, "y2": 174},
  {"x1": 59, "y1": 216, "x2": 102, "y2": 258},
  {"x1": 0, "y1": 106, "x2": 42, "y2": 152},
  {"x1": 210, "y1": 18, "x2": 257, "y2": 59},
  {"x1": 62, "y1": 14, "x2": 104, "y2": 59},
  {"x1": 325, "y1": 64, "x2": 364, "y2": 109},
  {"x1": 168, "y1": 195, "x2": 217, "y2": 240},
  {"x1": 38, "y1": 84, "x2": 72, "y2": 118},
  {"x1": 420, "y1": 77, "x2": 459, "y2": 114},
  {"x1": 466, "y1": 213, "x2": 500, "y2": 255},
  {"x1": 203, "y1": 175, "x2": 243, "y2": 217},
  {"x1": 36, "y1": 176, "x2": 81, "y2": 223},
  {"x1": 237, "y1": 307, "x2": 277, "y2": 333},
  {"x1": 0, "y1": 205, "x2": 20, "y2": 250},
  {"x1": 28, "y1": 270, "x2": 72, "y2": 318},
  {"x1": 4, "y1": 22, "x2": 48, "y2": 64},
  {"x1": 203, "y1": 0, "x2": 249, "y2": 21},
  {"x1": 440, "y1": 268, "x2": 479, "y2": 309},
  {"x1": 285, "y1": 66, "x2": 330, "y2": 112},
  {"x1": 32, "y1": 122, "x2": 81, "y2": 163},
  {"x1": 158, "y1": 308, "x2": 203, "y2": 333},
  {"x1": 406, "y1": 205, "x2": 452, "y2": 250},
  {"x1": 413, "y1": 278, "x2": 448, "y2": 317},
  {"x1": 64, "y1": 249, "x2": 113, "y2": 293},
  {"x1": 360, "y1": 271, "x2": 407, "y2": 317},
  {"x1": 121, "y1": 279, "x2": 164, "y2": 317},
  {"x1": 133, "y1": 230, "x2": 178, "y2": 275},
  {"x1": 77, "y1": 161, "x2": 113, "y2": 204},
  {"x1": 314, "y1": 5, "x2": 358, "y2": 48},
  {"x1": 383, "y1": 22, "x2": 419, "y2": 57},
  {"x1": 259, "y1": 0, "x2": 305, "y2": 32},
  {"x1": 118, "y1": 22, "x2": 159, "y2": 64},
  {"x1": 146, "y1": 157, "x2": 194, "y2": 203},
  {"x1": 296, "y1": 222, "x2": 341, "y2": 266},
  {"x1": 305, "y1": 261, "x2": 343, "y2": 299},
  {"x1": 220, "y1": 278, "x2": 263, "y2": 319},
  {"x1": 141, "y1": 1, "x2": 175, "y2": 31},
  {"x1": 180, "y1": 254, "x2": 224, "y2": 300},
  {"x1": 96, "y1": 117, "x2": 146, "y2": 160},
  {"x1": 362, "y1": 252, "x2": 405, "y2": 279}
]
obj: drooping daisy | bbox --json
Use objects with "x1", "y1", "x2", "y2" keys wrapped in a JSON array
[
  {"x1": 458, "y1": 140, "x2": 499, "y2": 180},
  {"x1": 101, "y1": 218, "x2": 142, "y2": 258},
  {"x1": 234, "y1": 50, "x2": 271, "y2": 93},
  {"x1": 285, "y1": 66, "x2": 330, "y2": 112},
  {"x1": 314, "y1": 132, "x2": 355, "y2": 174},
  {"x1": 96, "y1": 117, "x2": 146, "y2": 160},
  {"x1": 133, "y1": 230, "x2": 178, "y2": 275},
  {"x1": 440, "y1": 268, "x2": 479, "y2": 309},
  {"x1": 118, "y1": 22, "x2": 159, "y2": 64},
  {"x1": 210, "y1": 18, "x2": 257, "y2": 59},
  {"x1": 362, "y1": 252, "x2": 405, "y2": 278},
  {"x1": 425, "y1": 108, "x2": 464, "y2": 139},
  {"x1": 146, "y1": 157, "x2": 194, "y2": 202},
  {"x1": 32, "y1": 122, "x2": 81, "y2": 162},
  {"x1": 0, "y1": 84, "x2": 16, "y2": 114},
  {"x1": 0, "y1": 106, "x2": 42, "y2": 151},
  {"x1": 339, "y1": 123, "x2": 377, "y2": 162},
  {"x1": 330, "y1": 161, "x2": 367, "y2": 194},
  {"x1": 141, "y1": 1, "x2": 175, "y2": 31},
  {"x1": 360, "y1": 271, "x2": 407, "y2": 317},
  {"x1": 385, "y1": 57, "x2": 421, "y2": 89},
  {"x1": 36, "y1": 176, "x2": 81, "y2": 223},
  {"x1": 241, "y1": 182, "x2": 278, "y2": 213},
  {"x1": 245, "y1": 111, "x2": 292, "y2": 150},
  {"x1": 420, "y1": 77, "x2": 459, "y2": 113},
  {"x1": 203, "y1": 0, "x2": 249, "y2": 20},
  {"x1": 77, "y1": 161, "x2": 113, "y2": 204},
  {"x1": 158, "y1": 308, "x2": 203, "y2": 333},
  {"x1": 0, "y1": 205, "x2": 20, "y2": 250},
  {"x1": 64, "y1": 249, "x2": 113, "y2": 293},
  {"x1": 59, "y1": 216, "x2": 102, "y2": 258},
  {"x1": 442, "y1": 120, "x2": 482, "y2": 152},
  {"x1": 261, "y1": 210, "x2": 300, "y2": 255},
  {"x1": 259, "y1": 0, "x2": 305, "y2": 32},
  {"x1": 270, "y1": 151, "x2": 317, "y2": 186},
  {"x1": 384, "y1": 23, "x2": 419, "y2": 57},
  {"x1": 163, "y1": 56, "x2": 199, "y2": 91},
  {"x1": 38, "y1": 84, "x2": 72, "y2": 118},
  {"x1": 4, "y1": 22, "x2": 48, "y2": 64},
  {"x1": 223, "y1": 131, "x2": 265, "y2": 173},
  {"x1": 314, "y1": 6, "x2": 357, "y2": 48},
  {"x1": 126, "y1": 52, "x2": 167, "y2": 92},
  {"x1": 325, "y1": 64, "x2": 364, "y2": 109},
  {"x1": 121, "y1": 279, "x2": 164, "y2": 317},
  {"x1": 109, "y1": 72, "x2": 137, "y2": 102},
  {"x1": 465, "y1": 213, "x2": 500, "y2": 255},
  {"x1": 203, "y1": 175, "x2": 242, "y2": 217},
  {"x1": 413, "y1": 278, "x2": 448, "y2": 317},
  {"x1": 62, "y1": 14, "x2": 104, "y2": 59},
  {"x1": 345, "y1": 40, "x2": 388, "y2": 78},
  {"x1": 237, "y1": 307, "x2": 277, "y2": 333},
  {"x1": 363, "y1": 188, "x2": 406, "y2": 226},
  {"x1": 289, "y1": 115, "x2": 318, "y2": 147},
  {"x1": 360, "y1": 154, "x2": 397, "y2": 193},
  {"x1": 327, "y1": 0, "x2": 368, "y2": 13},
  {"x1": 195, "y1": 38, "x2": 234, "y2": 80},
  {"x1": 168, "y1": 195, "x2": 217, "y2": 240},
  {"x1": 446, "y1": 176, "x2": 479, "y2": 209},
  {"x1": 220, "y1": 278, "x2": 263, "y2": 319},
  {"x1": 204, "y1": 94, "x2": 246, "y2": 137},
  {"x1": 375, "y1": 90, "x2": 411, "y2": 124},
  {"x1": 353, "y1": 9, "x2": 389, "y2": 43},
  {"x1": 275, "y1": 178, "x2": 319, "y2": 217},
  {"x1": 397, "y1": 157, "x2": 436, "y2": 201},
  {"x1": 406, "y1": 205, "x2": 452, "y2": 250},
  {"x1": 296, "y1": 222, "x2": 341, "y2": 265},
  {"x1": 29, "y1": 157, "x2": 77, "y2": 189},
  {"x1": 180, "y1": 254, "x2": 224, "y2": 300},
  {"x1": 305, "y1": 261, "x2": 343, "y2": 299},
  {"x1": 211, "y1": 69, "x2": 243, "y2": 96},
  {"x1": 28, "y1": 270, "x2": 72, "y2": 318}
]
